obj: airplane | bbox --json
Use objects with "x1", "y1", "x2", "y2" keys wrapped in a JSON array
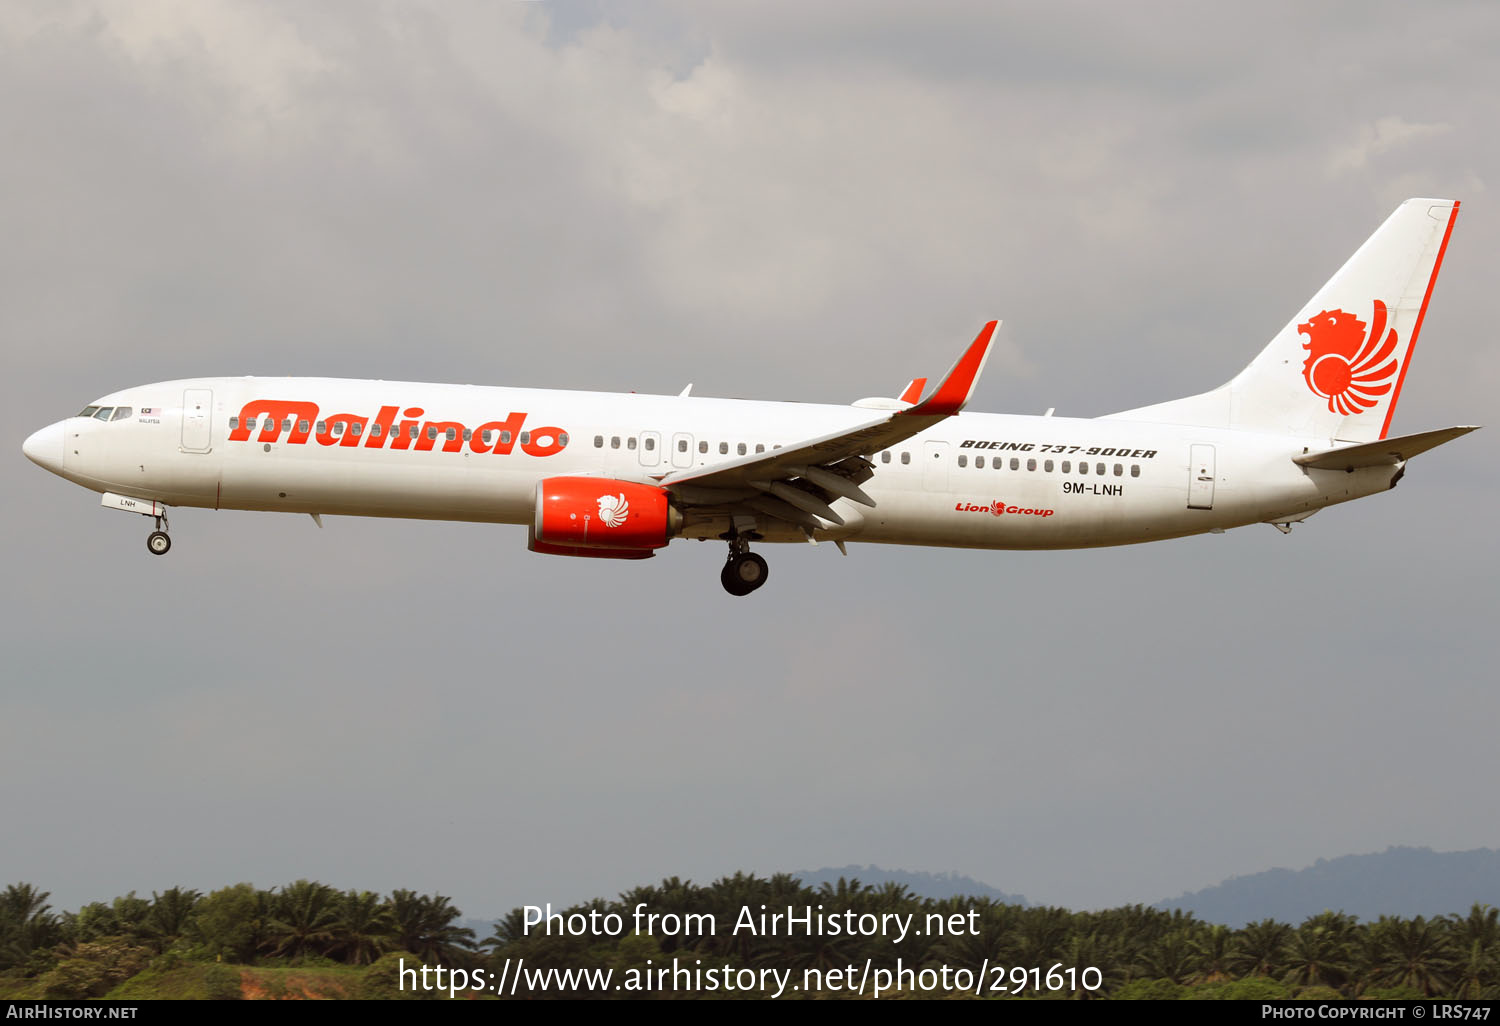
[{"x1": 22, "y1": 198, "x2": 1477, "y2": 596}]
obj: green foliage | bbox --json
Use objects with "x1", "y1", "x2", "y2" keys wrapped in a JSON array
[
  {"x1": 1293, "y1": 985, "x2": 1344, "y2": 1000},
  {"x1": 1194, "y1": 976, "x2": 1294, "y2": 1000},
  {"x1": 38, "y1": 939, "x2": 151, "y2": 998},
  {"x1": 0, "y1": 878, "x2": 1496, "y2": 1000},
  {"x1": 1361, "y1": 983, "x2": 1426, "y2": 999},
  {"x1": 201, "y1": 963, "x2": 243, "y2": 1000},
  {"x1": 360, "y1": 951, "x2": 440, "y2": 1000},
  {"x1": 189, "y1": 884, "x2": 270, "y2": 964},
  {"x1": 1113, "y1": 978, "x2": 1186, "y2": 1000}
]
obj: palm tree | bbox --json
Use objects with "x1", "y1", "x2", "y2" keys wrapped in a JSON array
[
  {"x1": 1449, "y1": 905, "x2": 1499, "y2": 999},
  {"x1": 482, "y1": 909, "x2": 529, "y2": 953},
  {"x1": 266, "y1": 880, "x2": 340, "y2": 960},
  {"x1": 1137, "y1": 928, "x2": 1201, "y2": 985},
  {"x1": 1230, "y1": 919, "x2": 1291, "y2": 978},
  {"x1": 1189, "y1": 924, "x2": 1234, "y2": 984},
  {"x1": 928, "y1": 904, "x2": 1018, "y2": 972},
  {"x1": 331, "y1": 890, "x2": 394, "y2": 966},
  {"x1": 1367, "y1": 915, "x2": 1458, "y2": 997},
  {"x1": 388, "y1": 890, "x2": 475, "y2": 964},
  {"x1": 1281, "y1": 913, "x2": 1355, "y2": 991},
  {"x1": 0, "y1": 884, "x2": 62, "y2": 968},
  {"x1": 144, "y1": 887, "x2": 202, "y2": 952}
]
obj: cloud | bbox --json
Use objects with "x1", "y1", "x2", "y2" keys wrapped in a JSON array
[{"x1": 1325, "y1": 117, "x2": 1454, "y2": 178}]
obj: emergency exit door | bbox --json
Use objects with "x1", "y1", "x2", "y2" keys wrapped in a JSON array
[{"x1": 1187, "y1": 444, "x2": 1215, "y2": 509}]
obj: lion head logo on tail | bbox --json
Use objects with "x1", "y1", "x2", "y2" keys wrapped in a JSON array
[{"x1": 1298, "y1": 300, "x2": 1400, "y2": 416}]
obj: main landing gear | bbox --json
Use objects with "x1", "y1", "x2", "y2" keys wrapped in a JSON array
[
  {"x1": 146, "y1": 513, "x2": 171, "y2": 556},
  {"x1": 720, "y1": 532, "x2": 769, "y2": 597}
]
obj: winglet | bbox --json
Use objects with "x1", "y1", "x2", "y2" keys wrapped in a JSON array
[
  {"x1": 897, "y1": 378, "x2": 927, "y2": 404},
  {"x1": 906, "y1": 321, "x2": 998, "y2": 416}
]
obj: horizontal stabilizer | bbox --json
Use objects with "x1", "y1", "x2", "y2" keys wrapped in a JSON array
[{"x1": 1294, "y1": 425, "x2": 1478, "y2": 471}]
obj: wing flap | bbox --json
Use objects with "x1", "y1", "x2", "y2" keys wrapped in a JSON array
[
  {"x1": 660, "y1": 321, "x2": 997, "y2": 495},
  {"x1": 658, "y1": 321, "x2": 998, "y2": 532}
]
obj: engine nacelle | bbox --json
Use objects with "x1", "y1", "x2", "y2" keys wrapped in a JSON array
[{"x1": 532, "y1": 477, "x2": 677, "y2": 553}]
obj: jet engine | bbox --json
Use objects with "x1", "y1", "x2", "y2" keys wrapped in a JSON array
[{"x1": 529, "y1": 477, "x2": 679, "y2": 558}]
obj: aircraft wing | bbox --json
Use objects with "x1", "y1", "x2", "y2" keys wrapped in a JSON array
[
  {"x1": 1293, "y1": 425, "x2": 1479, "y2": 471},
  {"x1": 657, "y1": 322, "x2": 997, "y2": 531}
]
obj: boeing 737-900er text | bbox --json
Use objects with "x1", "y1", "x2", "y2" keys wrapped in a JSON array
[{"x1": 22, "y1": 198, "x2": 1478, "y2": 595}]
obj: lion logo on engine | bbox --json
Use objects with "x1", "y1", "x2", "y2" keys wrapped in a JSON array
[{"x1": 596, "y1": 493, "x2": 629, "y2": 528}]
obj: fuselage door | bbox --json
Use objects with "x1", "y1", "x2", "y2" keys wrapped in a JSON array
[
  {"x1": 1187, "y1": 444, "x2": 1215, "y2": 509},
  {"x1": 181, "y1": 389, "x2": 212, "y2": 453},
  {"x1": 638, "y1": 431, "x2": 661, "y2": 468},
  {"x1": 923, "y1": 439, "x2": 950, "y2": 494}
]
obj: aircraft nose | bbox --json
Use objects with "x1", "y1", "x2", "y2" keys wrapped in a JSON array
[{"x1": 22, "y1": 421, "x2": 66, "y2": 474}]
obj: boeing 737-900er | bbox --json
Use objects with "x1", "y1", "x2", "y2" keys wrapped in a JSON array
[{"x1": 22, "y1": 198, "x2": 1478, "y2": 595}]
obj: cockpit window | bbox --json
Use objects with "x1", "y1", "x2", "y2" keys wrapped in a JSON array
[
  {"x1": 93, "y1": 407, "x2": 115, "y2": 421},
  {"x1": 111, "y1": 407, "x2": 132, "y2": 421},
  {"x1": 78, "y1": 406, "x2": 100, "y2": 418}
]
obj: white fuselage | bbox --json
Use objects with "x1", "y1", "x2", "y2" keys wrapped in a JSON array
[{"x1": 36, "y1": 376, "x2": 1397, "y2": 551}]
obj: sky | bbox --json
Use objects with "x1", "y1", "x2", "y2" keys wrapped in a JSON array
[{"x1": 3, "y1": 1, "x2": 1497, "y2": 922}]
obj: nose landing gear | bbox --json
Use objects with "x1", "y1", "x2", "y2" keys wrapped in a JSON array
[
  {"x1": 146, "y1": 513, "x2": 171, "y2": 556},
  {"x1": 720, "y1": 532, "x2": 768, "y2": 596}
]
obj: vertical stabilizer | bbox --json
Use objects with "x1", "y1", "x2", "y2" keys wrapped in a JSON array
[{"x1": 1106, "y1": 199, "x2": 1459, "y2": 441}]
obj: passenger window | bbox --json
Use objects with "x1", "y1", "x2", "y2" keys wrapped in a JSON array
[
  {"x1": 229, "y1": 417, "x2": 239, "y2": 430},
  {"x1": 447, "y1": 428, "x2": 457, "y2": 441},
  {"x1": 351, "y1": 423, "x2": 362, "y2": 436},
  {"x1": 957, "y1": 454, "x2": 968, "y2": 468},
  {"x1": 1026, "y1": 458, "x2": 1036, "y2": 471},
  {"x1": 298, "y1": 419, "x2": 309, "y2": 433},
  {"x1": 112, "y1": 407, "x2": 132, "y2": 421},
  {"x1": 559, "y1": 433, "x2": 568, "y2": 447},
  {"x1": 628, "y1": 437, "x2": 637, "y2": 450},
  {"x1": 426, "y1": 426, "x2": 437, "y2": 440},
  {"x1": 1010, "y1": 458, "x2": 1020, "y2": 471},
  {"x1": 595, "y1": 435, "x2": 604, "y2": 448},
  {"x1": 1131, "y1": 464, "x2": 1140, "y2": 477},
  {"x1": 644, "y1": 436, "x2": 655, "y2": 451},
  {"x1": 409, "y1": 425, "x2": 419, "y2": 439},
  {"x1": 1044, "y1": 459, "x2": 1054, "y2": 472},
  {"x1": 370, "y1": 423, "x2": 382, "y2": 437},
  {"x1": 1096, "y1": 462, "x2": 1105, "y2": 475},
  {"x1": 737, "y1": 442, "x2": 747, "y2": 455},
  {"x1": 678, "y1": 438, "x2": 688, "y2": 452},
  {"x1": 1062, "y1": 460, "x2": 1071, "y2": 473},
  {"x1": 283, "y1": 419, "x2": 292, "y2": 432},
  {"x1": 1080, "y1": 462, "x2": 1088, "y2": 474},
  {"x1": 698, "y1": 440, "x2": 708, "y2": 454},
  {"x1": 900, "y1": 452, "x2": 911, "y2": 465},
  {"x1": 318, "y1": 421, "x2": 327, "y2": 434},
  {"x1": 94, "y1": 407, "x2": 114, "y2": 420},
  {"x1": 610, "y1": 436, "x2": 619, "y2": 449},
  {"x1": 719, "y1": 442, "x2": 728, "y2": 454},
  {"x1": 520, "y1": 431, "x2": 531, "y2": 445},
  {"x1": 976, "y1": 456, "x2": 985, "y2": 468},
  {"x1": 1113, "y1": 463, "x2": 1123, "y2": 476},
  {"x1": 756, "y1": 444, "x2": 765, "y2": 453},
  {"x1": 499, "y1": 430, "x2": 511, "y2": 444},
  {"x1": 881, "y1": 451, "x2": 891, "y2": 464}
]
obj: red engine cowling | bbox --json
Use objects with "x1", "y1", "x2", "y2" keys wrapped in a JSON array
[{"x1": 532, "y1": 477, "x2": 676, "y2": 554}]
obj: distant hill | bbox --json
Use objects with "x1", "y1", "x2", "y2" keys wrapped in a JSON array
[
  {"x1": 790, "y1": 865, "x2": 1027, "y2": 906},
  {"x1": 1155, "y1": 846, "x2": 1500, "y2": 926}
]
